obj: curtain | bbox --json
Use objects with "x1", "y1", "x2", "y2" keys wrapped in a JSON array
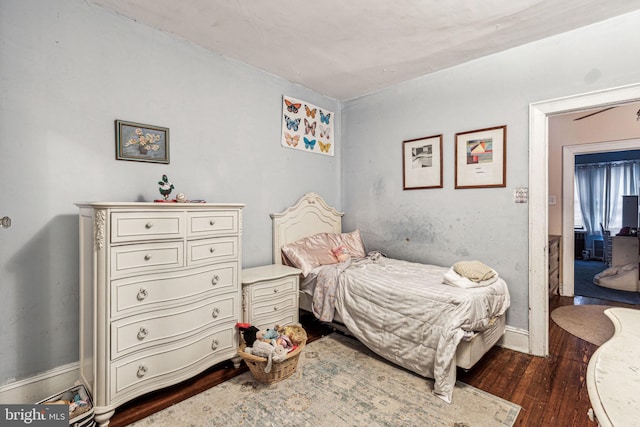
[
  {"x1": 575, "y1": 164, "x2": 607, "y2": 235},
  {"x1": 575, "y1": 159, "x2": 640, "y2": 236},
  {"x1": 608, "y1": 160, "x2": 640, "y2": 232}
]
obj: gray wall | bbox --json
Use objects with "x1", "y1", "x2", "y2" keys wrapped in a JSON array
[
  {"x1": 0, "y1": 0, "x2": 340, "y2": 385},
  {"x1": 341, "y1": 10, "x2": 640, "y2": 331}
]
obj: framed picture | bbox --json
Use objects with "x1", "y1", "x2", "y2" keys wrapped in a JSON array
[
  {"x1": 455, "y1": 125, "x2": 506, "y2": 189},
  {"x1": 115, "y1": 120, "x2": 170, "y2": 164},
  {"x1": 281, "y1": 95, "x2": 334, "y2": 156},
  {"x1": 402, "y1": 134, "x2": 443, "y2": 190}
]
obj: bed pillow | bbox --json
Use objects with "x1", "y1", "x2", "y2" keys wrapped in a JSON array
[
  {"x1": 281, "y1": 233, "x2": 338, "y2": 276},
  {"x1": 339, "y1": 229, "x2": 366, "y2": 258}
]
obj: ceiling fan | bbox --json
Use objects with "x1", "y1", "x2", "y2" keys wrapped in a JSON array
[{"x1": 573, "y1": 106, "x2": 617, "y2": 121}]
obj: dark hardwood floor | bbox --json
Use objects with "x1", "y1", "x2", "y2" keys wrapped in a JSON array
[{"x1": 110, "y1": 296, "x2": 636, "y2": 427}]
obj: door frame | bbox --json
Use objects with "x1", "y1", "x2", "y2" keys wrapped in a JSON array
[{"x1": 529, "y1": 83, "x2": 640, "y2": 356}]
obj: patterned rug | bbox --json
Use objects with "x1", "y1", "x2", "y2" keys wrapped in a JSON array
[{"x1": 130, "y1": 334, "x2": 520, "y2": 427}]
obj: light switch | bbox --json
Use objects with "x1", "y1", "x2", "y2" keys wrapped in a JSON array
[{"x1": 514, "y1": 188, "x2": 528, "y2": 203}]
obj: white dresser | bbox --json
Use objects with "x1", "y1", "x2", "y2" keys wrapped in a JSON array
[
  {"x1": 76, "y1": 202, "x2": 243, "y2": 426},
  {"x1": 241, "y1": 264, "x2": 301, "y2": 331}
]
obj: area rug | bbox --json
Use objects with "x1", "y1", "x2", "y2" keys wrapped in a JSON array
[
  {"x1": 130, "y1": 333, "x2": 520, "y2": 427},
  {"x1": 551, "y1": 305, "x2": 615, "y2": 346}
]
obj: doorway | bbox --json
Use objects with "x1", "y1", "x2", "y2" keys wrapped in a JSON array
[
  {"x1": 529, "y1": 83, "x2": 640, "y2": 357},
  {"x1": 561, "y1": 140, "x2": 640, "y2": 297}
]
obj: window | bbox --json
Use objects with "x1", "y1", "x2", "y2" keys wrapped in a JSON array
[{"x1": 574, "y1": 158, "x2": 640, "y2": 235}]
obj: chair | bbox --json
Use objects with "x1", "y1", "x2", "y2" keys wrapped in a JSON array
[{"x1": 600, "y1": 223, "x2": 612, "y2": 267}]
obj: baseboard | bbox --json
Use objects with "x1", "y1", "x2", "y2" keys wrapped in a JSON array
[
  {"x1": 499, "y1": 325, "x2": 530, "y2": 354},
  {"x1": 0, "y1": 362, "x2": 79, "y2": 404}
]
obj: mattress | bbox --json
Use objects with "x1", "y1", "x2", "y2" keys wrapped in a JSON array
[{"x1": 299, "y1": 276, "x2": 506, "y2": 371}]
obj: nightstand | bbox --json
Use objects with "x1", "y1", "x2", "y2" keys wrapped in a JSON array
[{"x1": 242, "y1": 264, "x2": 301, "y2": 331}]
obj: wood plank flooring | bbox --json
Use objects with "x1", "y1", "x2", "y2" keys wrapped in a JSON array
[{"x1": 110, "y1": 295, "x2": 636, "y2": 427}]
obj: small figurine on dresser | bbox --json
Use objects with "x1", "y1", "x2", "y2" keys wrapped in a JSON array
[{"x1": 156, "y1": 174, "x2": 174, "y2": 202}]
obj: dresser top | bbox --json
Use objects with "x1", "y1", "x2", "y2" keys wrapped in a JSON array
[{"x1": 76, "y1": 201, "x2": 244, "y2": 209}]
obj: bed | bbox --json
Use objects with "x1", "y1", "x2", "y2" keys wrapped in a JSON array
[{"x1": 270, "y1": 192, "x2": 511, "y2": 403}]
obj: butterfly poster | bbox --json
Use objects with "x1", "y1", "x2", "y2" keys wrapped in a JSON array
[{"x1": 281, "y1": 95, "x2": 334, "y2": 156}]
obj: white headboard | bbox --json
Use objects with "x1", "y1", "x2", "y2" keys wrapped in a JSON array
[{"x1": 270, "y1": 192, "x2": 344, "y2": 264}]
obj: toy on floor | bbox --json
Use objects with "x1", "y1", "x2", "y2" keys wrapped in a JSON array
[
  {"x1": 238, "y1": 323, "x2": 307, "y2": 370},
  {"x1": 243, "y1": 340, "x2": 288, "y2": 373}
]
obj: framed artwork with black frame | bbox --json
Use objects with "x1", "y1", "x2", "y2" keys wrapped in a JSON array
[
  {"x1": 455, "y1": 125, "x2": 506, "y2": 189},
  {"x1": 402, "y1": 134, "x2": 443, "y2": 190},
  {"x1": 115, "y1": 119, "x2": 170, "y2": 164}
]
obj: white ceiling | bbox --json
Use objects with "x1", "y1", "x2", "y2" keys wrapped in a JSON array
[{"x1": 90, "y1": 0, "x2": 640, "y2": 100}]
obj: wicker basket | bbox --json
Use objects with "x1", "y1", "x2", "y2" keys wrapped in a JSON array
[{"x1": 238, "y1": 339, "x2": 306, "y2": 384}]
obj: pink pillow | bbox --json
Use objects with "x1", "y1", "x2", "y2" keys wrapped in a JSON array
[
  {"x1": 280, "y1": 230, "x2": 367, "y2": 276},
  {"x1": 281, "y1": 233, "x2": 337, "y2": 276},
  {"x1": 340, "y1": 229, "x2": 366, "y2": 258}
]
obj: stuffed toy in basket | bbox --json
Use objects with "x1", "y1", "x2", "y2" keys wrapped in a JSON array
[{"x1": 237, "y1": 324, "x2": 307, "y2": 384}]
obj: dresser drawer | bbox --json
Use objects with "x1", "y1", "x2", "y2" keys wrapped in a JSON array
[
  {"x1": 111, "y1": 262, "x2": 238, "y2": 317},
  {"x1": 248, "y1": 292, "x2": 297, "y2": 321},
  {"x1": 188, "y1": 237, "x2": 238, "y2": 266},
  {"x1": 111, "y1": 294, "x2": 238, "y2": 358},
  {"x1": 110, "y1": 324, "x2": 236, "y2": 400},
  {"x1": 188, "y1": 210, "x2": 239, "y2": 238},
  {"x1": 249, "y1": 276, "x2": 298, "y2": 302},
  {"x1": 111, "y1": 242, "x2": 184, "y2": 278},
  {"x1": 111, "y1": 212, "x2": 184, "y2": 243}
]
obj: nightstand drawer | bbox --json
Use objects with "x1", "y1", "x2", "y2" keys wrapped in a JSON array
[
  {"x1": 111, "y1": 212, "x2": 184, "y2": 243},
  {"x1": 251, "y1": 312, "x2": 298, "y2": 332},
  {"x1": 111, "y1": 294, "x2": 238, "y2": 358},
  {"x1": 111, "y1": 242, "x2": 184, "y2": 277},
  {"x1": 250, "y1": 276, "x2": 297, "y2": 301},
  {"x1": 248, "y1": 292, "x2": 297, "y2": 320},
  {"x1": 188, "y1": 237, "x2": 238, "y2": 265},
  {"x1": 111, "y1": 262, "x2": 238, "y2": 317},
  {"x1": 188, "y1": 210, "x2": 239, "y2": 237}
]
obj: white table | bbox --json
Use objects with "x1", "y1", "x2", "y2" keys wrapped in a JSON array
[{"x1": 587, "y1": 308, "x2": 640, "y2": 426}]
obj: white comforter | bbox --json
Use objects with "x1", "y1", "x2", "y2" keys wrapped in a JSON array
[{"x1": 314, "y1": 254, "x2": 510, "y2": 403}]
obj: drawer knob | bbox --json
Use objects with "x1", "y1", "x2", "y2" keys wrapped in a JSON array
[
  {"x1": 273, "y1": 288, "x2": 278, "y2": 293},
  {"x1": 211, "y1": 307, "x2": 221, "y2": 318},
  {"x1": 211, "y1": 339, "x2": 219, "y2": 350},
  {"x1": 137, "y1": 288, "x2": 148, "y2": 301},
  {"x1": 209, "y1": 220, "x2": 216, "y2": 226},
  {"x1": 209, "y1": 247, "x2": 216, "y2": 253},
  {"x1": 273, "y1": 305, "x2": 278, "y2": 311},
  {"x1": 144, "y1": 254, "x2": 152, "y2": 261},
  {"x1": 211, "y1": 275, "x2": 220, "y2": 285},
  {"x1": 145, "y1": 222, "x2": 153, "y2": 229},
  {"x1": 137, "y1": 327, "x2": 148, "y2": 340},
  {"x1": 137, "y1": 365, "x2": 148, "y2": 378}
]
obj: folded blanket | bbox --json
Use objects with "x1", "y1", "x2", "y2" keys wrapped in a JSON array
[
  {"x1": 443, "y1": 267, "x2": 498, "y2": 288},
  {"x1": 452, "y1": 260, "x2": 496, "y2": 282}
]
